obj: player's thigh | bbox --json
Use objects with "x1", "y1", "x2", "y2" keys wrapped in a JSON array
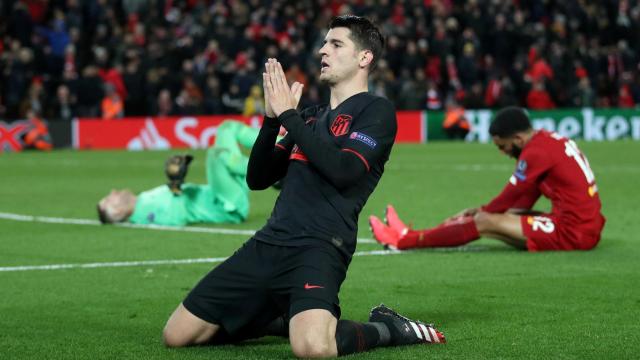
[
  {"x1": 285, "y1": 246, "x2": 347, "y2": 320},
  {"x1": 289, "y1": 309, "x2": 338, "y2": 358},
  {"x1": 163, "y1": 303, "x2": 220, "y2": 347},
  {"x1": 475, "y1": 212, "x2": 526, "y2": 241},
  {"x1": 482, "y1": 231, "x2": 527, "y2": 250},
  {"x1": 183, "y1": 239, "x2": 273, "y2": 336}
]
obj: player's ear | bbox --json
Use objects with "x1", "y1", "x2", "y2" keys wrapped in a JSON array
[
  {"x1": 513, "y1": 133, "x2": 526, "y2": 146},
  {"x1": 359, "y1": 50, "x2": 373, "y2": 68}
]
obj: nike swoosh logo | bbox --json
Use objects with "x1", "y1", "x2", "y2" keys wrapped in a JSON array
[{"x1": 304, "y1": 283, "x2": 324, "y2": 290}]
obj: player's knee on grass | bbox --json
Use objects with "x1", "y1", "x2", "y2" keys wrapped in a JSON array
[
  {"x1": 289, "y1": 310, "x2": 337, "y2": 358},
  {"x1": 162, "y1": 304, "x2": 219, "y2": 348},
  {"x1": 162, "y1": 327, "x2": 189, "y2": 348},
  {"x1": 290, "y1": 333, "x2": 336, "y2": 358}
]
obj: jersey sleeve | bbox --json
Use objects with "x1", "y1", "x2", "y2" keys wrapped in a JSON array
[
  {"x1": 482, "y1": 147, "x2": 552, "y2": 213},
  {"x1": 246, "y1": 116, "x2": 292, "y2": 190},
  {"x1": 510, "y1": 187, "x2": 542, "y2": 210},
  {"x1": 340, "y1": 98, "x2": 397, "y2": 171},
  {"x1": 275, "y1": 133, "x2": 294, "y2": 152},
  {"x1": 277, "y1": 99, "x2": 395, "y2": 189}
]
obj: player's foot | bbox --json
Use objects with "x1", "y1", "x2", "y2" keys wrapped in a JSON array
[
  {"x1": 385, "y1": 205, "x2": 409, "y2": 236},
  {"x1": 369, "y1": 216, "x2": 401, "y2": 250},
  {"x1": 369, "y1": 304, "x2": 445, "y2": 346}
]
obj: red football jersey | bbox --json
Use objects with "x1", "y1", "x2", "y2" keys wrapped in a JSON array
[{"x1": 483, "y1": 130, "x2": 603, "y2": 231}]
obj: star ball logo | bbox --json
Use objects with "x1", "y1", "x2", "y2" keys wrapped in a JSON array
[{"x1": 350, "y1": 132, "x2": 377, "y2": 148}]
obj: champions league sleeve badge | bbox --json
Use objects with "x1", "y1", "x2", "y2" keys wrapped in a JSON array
[
  {"x1": 349, "y1": 132, "x2": 377, "y2": 148},
  {"x1": 514, "y1": 160, "x2": 527, "y2": 181}
]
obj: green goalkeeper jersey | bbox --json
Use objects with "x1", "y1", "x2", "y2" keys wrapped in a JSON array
[
  {"x1": 129, "y1": 184, "x2": 246, "y2": 226},
  {"x1": 128, "y1": 120, "x2": 258, "y2": 227}
]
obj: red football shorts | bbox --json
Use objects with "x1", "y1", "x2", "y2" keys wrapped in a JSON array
[{"x1": 521, "y1": 213, "x2": 606, "y2": 251}]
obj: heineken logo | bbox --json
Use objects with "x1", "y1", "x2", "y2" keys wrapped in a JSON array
[{"x1": 461, "y1": 108, "x2": 640, "y2": 143}]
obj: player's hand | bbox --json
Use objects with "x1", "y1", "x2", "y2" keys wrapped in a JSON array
[
  {"x1": 263, "y1": 58, "x2": 304, "y2": 117},
  {"x1": 263, "y1": 72, "x2": 276, "y2": 118},
  {"x1": 446, "y1": 207, "x2": 479, "y2": 222}
]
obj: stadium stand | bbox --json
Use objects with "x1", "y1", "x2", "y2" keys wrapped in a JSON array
[{"x1": 1, "y1": 0, "x2": 639, "y2": 121}]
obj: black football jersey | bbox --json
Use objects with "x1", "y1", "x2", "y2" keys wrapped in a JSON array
[{"x1": 252, "y1": 92, "x2": 397, "y2": 261}]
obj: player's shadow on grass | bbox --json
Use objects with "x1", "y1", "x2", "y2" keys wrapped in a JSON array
[
  {"x1": 230, "y1": 336, "x2": 289, "y2": 347},
  {"x1": 174, "y1": 337, "x2": 292, "y2": 358}
]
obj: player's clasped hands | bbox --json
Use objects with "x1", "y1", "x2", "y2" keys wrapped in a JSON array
[{"x1": 263, "y1": 58, "x2": 304, "y2": 118}]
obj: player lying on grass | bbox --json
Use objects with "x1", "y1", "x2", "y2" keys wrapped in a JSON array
[
  {"x1": 97, "y1": 120, "x2": 258, "y2": 226},
  {"x1": 370, "y1": 106, "x2": 606, "y2": 252},
  {"x1": 162, "y1": 15, "x2": 445, "y2": 358}
]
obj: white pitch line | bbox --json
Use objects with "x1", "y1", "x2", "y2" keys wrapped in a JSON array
[
  {"x1": 0, "y1": 212, "x2": 491, "y2": 273},
  {"x1": 0, "y1": 257, "x2": 230, "y2": 272},
  {"x1": 0, "y1": 212, "x2": 377, "y2": 244},
  {"x1": 0, "y1": 249, "x2": 403, "y2": 272}
]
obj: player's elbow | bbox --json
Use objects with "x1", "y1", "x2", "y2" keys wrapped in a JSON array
[
  {"x1": 329, "y1": 176, "x2": 355, "y2": 190},
  {"x1": 328, "y1": 159, "x2": 367, "y2": 189},
  {"x1": 246, "y1": 167, "x2": 268, "y2": 190},
  {"x1": 246, "y1": 177, "x2": 268, "y2": 191},
  {"x1": 327, "y1": 170, "x2": 367, "y2": 190}
]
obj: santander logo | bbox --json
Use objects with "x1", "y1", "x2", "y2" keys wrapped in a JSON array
[
  {"x1": 175, "y1": 116, "x2": 260, "y2": 148},
  {"x1": 126, "y1": 117, "x2": 221, "y2": 150},
  {"x1": 77, "y1": 115, "x2": 261, "y2": 150},
  {"x1": 126, "y1": 119, "x2": 170, "y2": 150}
]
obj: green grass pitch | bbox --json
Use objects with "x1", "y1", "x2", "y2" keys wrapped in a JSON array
[{"x1": 1, "y1": 141, "x2": 639, "y2": 359}]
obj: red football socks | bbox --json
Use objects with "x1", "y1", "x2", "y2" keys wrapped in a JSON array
[{"x1": 398, "y1": 217, "x2": 480, "y2": 249}]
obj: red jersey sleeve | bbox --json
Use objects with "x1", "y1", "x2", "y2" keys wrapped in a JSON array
[{"x1": 482, "y1": 147, "x2": 552, "y2": 213}]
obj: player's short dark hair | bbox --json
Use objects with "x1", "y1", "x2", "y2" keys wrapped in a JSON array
[
  {"x1": 329, "y1": 15, "x2": 384, "y2": 71},
  {"x1": 489, "y1": 106, "x2": 533, "y2": 138}
]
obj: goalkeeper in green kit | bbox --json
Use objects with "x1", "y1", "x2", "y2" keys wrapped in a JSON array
[{"x1": 97, "y1": 120, "x2": 261, "y2": 226}]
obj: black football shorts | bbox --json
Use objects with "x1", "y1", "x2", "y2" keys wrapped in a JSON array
[{"x1": 183, "y1": 237, "x2": 348, "y2": 335}]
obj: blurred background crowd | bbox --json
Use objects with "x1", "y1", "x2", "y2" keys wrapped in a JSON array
[{"x1": 1, "y1": 0, "x2": 640, "y2": 122}]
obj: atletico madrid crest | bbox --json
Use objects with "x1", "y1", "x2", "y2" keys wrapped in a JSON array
[{"x1": 330, "y1": 114, "x2": 352, "y2": 136}]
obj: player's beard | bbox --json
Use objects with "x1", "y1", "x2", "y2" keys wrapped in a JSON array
[
  {"x1": 319, "y1": 72, "x2": 337, "y2": 86},
  {"x1": 511, "y1": 145, "x2": 522, "y2": 158},
  {"x1": 319, "y1": 62, "x2": 357, "y2": 86},
  {"x1": 319, "y1": 77, "x2": 336, "y2": 86}
]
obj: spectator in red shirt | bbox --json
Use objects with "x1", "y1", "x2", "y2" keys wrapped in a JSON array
[
  {"x1": 370, "y1": 107, "x2": 605, "y2": 252},
  {"x1": 526, "y1": 47, "x2": 554, "y2": 82},
  {"x1": 618, "y1": 84, "x2": 636, "y2": 108},
  {"x1": 526, "y1": 80, "x2": 556, "y2": 109}
]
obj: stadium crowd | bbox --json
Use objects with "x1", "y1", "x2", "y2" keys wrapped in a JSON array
[{"x1": 1, "y1": 0, "x2": 640, "y2": 121}]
